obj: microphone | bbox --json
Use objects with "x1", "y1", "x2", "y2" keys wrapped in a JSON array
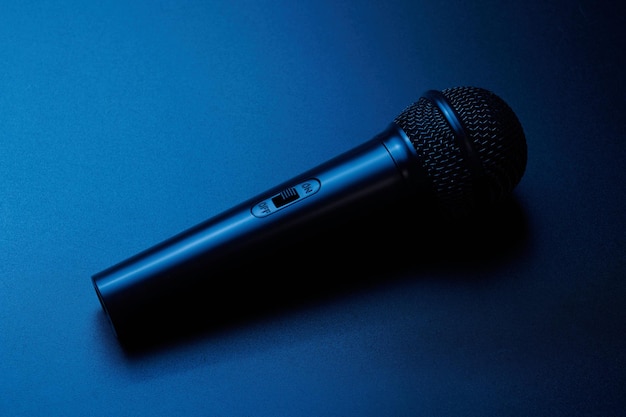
[{"x1": 92, "y1": 86, "x2": 527, "y2": 344}]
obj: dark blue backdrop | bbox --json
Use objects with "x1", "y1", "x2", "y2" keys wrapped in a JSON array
[{"x1": 1, "y1": 0, "x2": 624, "y2": 415}]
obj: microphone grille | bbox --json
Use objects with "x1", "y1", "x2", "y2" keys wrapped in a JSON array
[{"x1": 394, "y1": 86, "x2": 527, "y2": 214}]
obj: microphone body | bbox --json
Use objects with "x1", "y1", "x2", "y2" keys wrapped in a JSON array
[
  {"x1": 93, "y1": 125, "x2": 425, "y2": 340},
  {"x1": 92, "y1": 86, "x2": 527, "y2": 344}
]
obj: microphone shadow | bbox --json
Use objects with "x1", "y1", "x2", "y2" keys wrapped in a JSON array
[{"x1": 111, "y1": 195, "x2": 529, "y2": 356}]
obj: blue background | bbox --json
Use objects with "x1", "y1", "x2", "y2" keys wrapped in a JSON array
[{"x1": 1, "y1": 0, "x2": 624, "y2": 415}]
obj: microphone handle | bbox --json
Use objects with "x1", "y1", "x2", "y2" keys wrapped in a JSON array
[{"x1": 92, "y1": 124, "x2": 426, "y2": 339}]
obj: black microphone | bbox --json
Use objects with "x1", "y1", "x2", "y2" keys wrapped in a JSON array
[{"x1": 92, "y1": 86, "x2": 527, "y2": 344}]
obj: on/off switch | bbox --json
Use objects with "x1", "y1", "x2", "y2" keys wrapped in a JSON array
[
  {"x1": 272, "y1": 187, "x2": 299, "y2": 208},
  {"x1": 251, "y1": 178, "x2": 321, "y2": 218}
]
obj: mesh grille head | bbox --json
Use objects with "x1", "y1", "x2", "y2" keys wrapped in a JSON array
[{"x1": 394, "y1": 86, "x2": 527, "y2": 214}]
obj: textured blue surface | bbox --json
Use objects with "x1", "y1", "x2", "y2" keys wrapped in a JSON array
[{"x1": 1, "y1": 0, "x2": 624, "y2": 415}]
